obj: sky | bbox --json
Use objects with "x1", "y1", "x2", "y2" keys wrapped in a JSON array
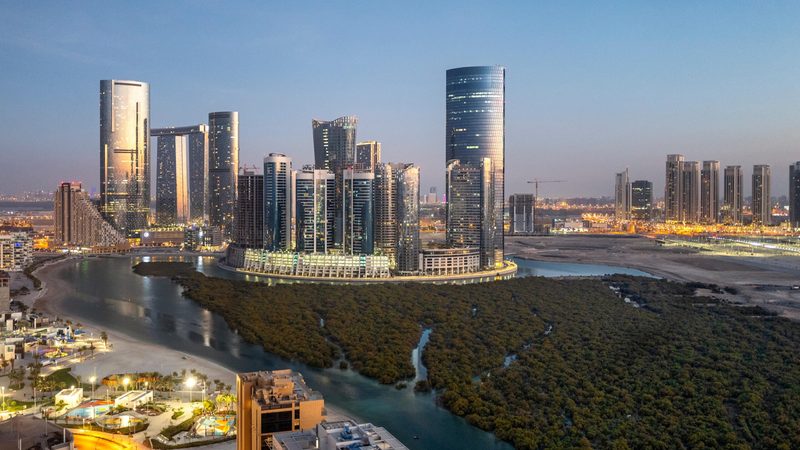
[{"x1": 0, "y1": 1, "x2": 798, "y2": 198}]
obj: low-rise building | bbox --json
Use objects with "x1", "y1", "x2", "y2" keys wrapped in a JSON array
[
  {"x1": 236, "y1": 369, "x2": 325, "y2": 450},
  {"x1": 55, "y1": 387, "x2": 84, "y2": 409},
  {"x1": 114, "y1": 390, "x2": 153, "y2": 408},
  {"x1": 418, "y1": 247, "x2": 480, "y2": 276},
  {"x1": 273, "y1": 421, "x2": 409, "y2": 450}
]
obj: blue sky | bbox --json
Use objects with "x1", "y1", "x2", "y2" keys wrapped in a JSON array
[{"x1": 1, "y1": 1, "x2": 798, "y2": 197}]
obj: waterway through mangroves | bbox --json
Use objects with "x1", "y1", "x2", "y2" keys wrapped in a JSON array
[{"x1": 50, "y1": 255, "x2": 653, "y2": 449}]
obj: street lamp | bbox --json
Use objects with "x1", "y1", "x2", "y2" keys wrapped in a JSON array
[
  {"x1": 184, "y1": 377, "x2": 196, "y2": 404},
  {"x1": 123, "y1": 377, "x2": 130, "y2": 392},
  {"x1": 1, "y1": 386, "x2": 5, "y2": 412}
]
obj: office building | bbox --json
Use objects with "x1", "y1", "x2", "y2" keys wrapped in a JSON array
[
  {"x1": 664, "y1": 154, "x2": 684, "y2": 221},
  {"x1": 395, "y1": 164, "x2": 420, "y2": 273},
  {"x1": 791, "y1": 162, "x2": 800, "y2": 228},
  {"x1": 236, "y1": 370, "x2": 324, "y2": 450},
  {"x1": 342, "y1": 168, "x2": 374, "y2": 254},
  {"x1": 151, "y1": 125, "x2": 209, "y2": 224},
  {"x1": 752, "y1": 165, "x2": 771, "y2": 225},
  {"x1": 446, "y1": 158, "x2": 495, "y2": 269},
  {"x1": 355, "y1": 141, "x2": 381, "y2": 171},
  {"x1": 264, "y1": 154, "x2": 295, "y2": 251},
  {"x1": 424, "y1": 187, "x2": 439, "y2": 204},
  {"x1": 295, "y1": 167, "x2": 335, "y2": 253},
  {"x1": 446, "y1": 66, "x2": 505, "y2": 267},
  {"x1": 614, "y1": 169, "x2": 631, "y2": 221},
  {"x1": 0, "y1": 233, "x2": 32, "y2": 271},
  {"x1": 99, "y1": 80, "x2": 150, "y2": 236},
  {"x1": 153, "y1": 131, "x2": 189, "y2": 224},
  {"x1": 680, "y1": 161, "x2": 700, "y2": 223},
  {"x1": 700, "y1": 160, "x2": 720, "y2": 224},
  {"x1": 373, "y1": 163, "x2": 398, "y2": 262},
  {"x1": 722, "y1": 165, "x2": 744, "y2": 224},
  {"x1": 509, "y1": 194, "x2": 534, "y2": 234},
  {"x1": 54, "y1": 182, "x2": 126, "y2": 247},
  {"x1": 273, "y1": 420, "x2": 409, "y2": 450},
  {"x1": 312, "y1": 116, "x2": 358, "y2": 173},
  {"x1": 630, "y1": 180, "x2": 653, "y2": 221},
  {"x1": 208, "y1": 111, "x2": 239, "y2": 237},
  {"x1": 235, "y1": 168, "x2": 264, "y2": 249}
]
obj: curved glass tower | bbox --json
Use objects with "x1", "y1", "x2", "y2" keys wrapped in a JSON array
[
  {"x1": 100, "y1": 80, "x2": 150, "y2": 236},
  {"x1": 446, "y1": 66, "x2": 505, "y2": 266}
]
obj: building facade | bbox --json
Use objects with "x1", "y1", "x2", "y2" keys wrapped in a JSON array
[
  {"x1": 752, "y1": 165, "x2": 771, "y2": 225},
  {"x1": 680, "y1": 161, "x2": 700, "y2": 223},
  {"x1": 99, "y1": 80, "x2": 150, "y2": 236},
  {"x1": 373, "y1": 163, "x2": 398, "y2": 262},
  {"x1": 208, "y1": 112, "x2": 239, "y2": 237},
  {"x1": 312, "y1": 116, "x2": 358, "y2": 173},
  {"x1": 700, "y1": 160, "x2": 720, "y2": 224},
  {"x1": 664, "y1": 154, "x2": 684, "y2": 221},
  {"x1": 446, "y1": 158, "x2": 495, "y2": 269},
  {"x1": 395, "y1": 164, "x2": 420, "y2": 273},
  {"x1": 153, "y1": 131, "x2": 189, "y2": 224},
  {"x1": 295, "y1": 167, "x2": 335, "y2": 253},
  {"x1": 355, "y1": 141, "x2": 381, "y2": 171},
  {"x1": 151, "y1": 125, "x2": 209, "y2": 224},
  {"x1": 791, "y1": 162, "x2": 800, "y2": 229},
  {"x1": 54, "y1": 182, "x2": 126, "y2": 247},
  {"x1": 235, "y1": 169, "x2": 264, "y2": 249},
  {"x1": 614, "y1": 168, "x2": 631, "y2": 221},
  {"x1": 722, "y1": 165, "x2": 744, "y2": 224},
  {"x1": 446, "y1": 66, "x2": 505, "y2": 267},
  {"x1": 0, "y1": 233, "x2": 32, "y2": 271},
  {"x1": 509, "y1": 194, "x2": 534, "y2": 234},
  {"x1": 341, "y1": 169, "x2": 374, "y2": 255},
  {"x1": 264, "y1": 154, "x2": 295, "y2": 251},
  {"x1": 630, "y1": 180, "x2": 653, "y2": 221}
]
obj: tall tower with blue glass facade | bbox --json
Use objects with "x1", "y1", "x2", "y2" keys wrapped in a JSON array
[
  {"x1": 263, "y1": 153, "x2": 294, "y2": 251},
  {"x1": 445, "y1": 66, "x2": 505, "y2": 266}
]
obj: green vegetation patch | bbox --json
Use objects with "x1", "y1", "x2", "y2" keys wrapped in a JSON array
[
  {"x1": 134, "y1": 262, "x2": 800, "y2": 449},
  {"x1": 47, "y1": 368, "x2": 79, "y2": 388}
]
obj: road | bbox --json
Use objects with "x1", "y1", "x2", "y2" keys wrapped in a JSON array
[{"x1": 71, "y1": 429, "x2": 144, "y2": 450}]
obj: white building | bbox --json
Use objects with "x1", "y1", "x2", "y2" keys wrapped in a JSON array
[
  {"x1": 55, "y1": 388, "x2": 84, "y2": 409},
  {"x1": 273, "y1": 421, "x2": 409, "y2": 450},
  {"x1": 0, "y1": 233, "x2": 33, "y2": 271},
  {"x1": 114, "y1": 390, "x2": 153, "y2": 408}
]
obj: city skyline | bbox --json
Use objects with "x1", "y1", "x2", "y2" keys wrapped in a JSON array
[{"x1": 2, "y1": 2, "x2": 799, "y2": 198}]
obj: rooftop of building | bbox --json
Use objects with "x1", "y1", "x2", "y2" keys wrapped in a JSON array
[
  {"x1": 0, "y1": 416, "x2": 72, "y2": 450},
  {"x1": 240, "y1": 369, "x2": 323, "y2": 409},
  {"x1": 273, "y1": 421, "x2": 409, "y2": 450}
]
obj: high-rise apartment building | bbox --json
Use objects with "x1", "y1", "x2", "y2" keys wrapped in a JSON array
[
  {"x1": 664, "y1": 154, "x2": 684, "y2": 221},
  {"x1": 722, "y1": 165, "x2": 744, "y2": 224},
  {"x1": 342, "y1": 169, "x2": 374, "y2": 254},
  {"x1": 99, "y1": 80, "x2": 150, "y2": 236},
  {"x1": 700, "y1": 160, "x2": 720, "y2": 224},
  {"x1": 630, "y1": 180, "x2": 653, "y2": 221},
  {"x1": 264, "y1": 154, "x2": 295, "y2": 251},
  {"x1": 236, "y1": 370, "x2": 324, "y2": 450},
  {"x1": 446, "y1": 158, "x2": 495, "y2": 269},
  {"x1": 446, "y1": 66, "x2": 505, "y2": 267},
  {"x1": 312, "y1": 116, "x2": 358, "y2": 173},
  {"x1": 54, "y1": 182, "x2": 126, "y2": 247},
  {"x1": 355, "y1": 141, "x2": 381, "y2": 171},
  {"x1": 752, "y1": 165, "x2": 771, "y2": 225},
  {"x1": 509, "y1": 194, "x2": 534, "y2": 234},
  {"x1": 790, "y1": 162, "x2": 800, "y2": 228},
  {"x1": 0, "y1": 233, "x2": 32, "y2": 271},
  {"x1": 295, "y1": 167, "x2": 336, "y2": 253},
  {"x1": 614, "y1": 169, "x2": 631, "y2": 221},
  {"x1": 151, "y1": 125, "x2": 209, "y2": 224},
  {"x1": 680, "y1": 161, "x2": 701, "y2": 223},
  {"x1": 235, "y1": 168, "x2": 264, "y2": 249},
  {"x1": 208, "y1": 112, "x2": 239, "y2": 237},
  {"x1": 395, "y1": 164, "x2": 420, "y2": 273},
  {"x1": 373, "y1": 163, "x2": 398, "y2": 263}
]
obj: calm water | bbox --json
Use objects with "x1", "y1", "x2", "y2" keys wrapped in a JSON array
[
  {"x1": 513, "y1": 257, "x2": 654, "y2": 278},
  {"x1": 51, "y1": 255, "x2": 652, "y2": 449}
]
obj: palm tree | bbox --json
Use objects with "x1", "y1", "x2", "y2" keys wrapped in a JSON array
[{"x1": 100, "y1": 331, "x2": 108, "y2": 349}]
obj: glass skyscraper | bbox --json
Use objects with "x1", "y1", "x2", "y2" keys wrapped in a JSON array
[
  {"x1": 208, "y1": 112, "x2": 239, "y2": 237},
  {"x1": 100, "y1": 80, "x2": 150, "y2": 236},
  {"x1": 664, "y1": 154, "x2": 684, "y2": 222},
  {"x1": 722, "y1": 165, "x2": 744, "y2": 224},
  {"x1": 312, "y1": 116, "x2": 358, "y2": 172},
  {"x1": 446, "y1": 66, "x2": 505, "y2": 266},
  {"x1": 342, "y1": 168, "x2": 374, "y2": 255},
  {"x1": 395, "y1": 164, "x2": 420, "y2": 273},
  {"x1": 151, "y1": 125, "x2": 209, "y2": 224},
  {"x1": 235, "y1": 168, "x2": 264, "y2": 249},
  {"x1": 700, "y1": 160, "x2": 720, "y2": 224},
  {"x1": 263, "y1": 153, "x2": 294, "y2": 251},
  {"x1": 752, "y1": 165, "x2": 771, "y2": 225},
  {"x1": 631, "y1": 180, "x2": 653, "y2": 221},
  {"x1": 790, "y1": 162, "x2": 800, "y2": 229},
  {"x1": 446, "y1": 158, "x2": 495, "y2": 269},
  {"x1": 295, "y1": 166, "x2": 335, "y2": 253}
]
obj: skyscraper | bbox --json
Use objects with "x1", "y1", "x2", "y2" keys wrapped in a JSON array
[
  {"x1": 342, "y1": 168, "x2": 374, "y2": 254},
  {"x1": 154, "y1": 131, "x2": 189, "y2": 224},
  {"x1": 395, "y1": 164, "x2": 420, "y2": 273},
  {"x1": 680, "y1": 161, "x2": 700, "y2": 223},
  {"x1": 631, "y1": 180, "x2": 653, "y2": 221},
  {"x1": 54, "y1": 182, "x2": 125, "y2": 247},
  {"x1": 99, "y1": 80, "x2": 150, "y2": 236},
  {"x1": 263, "y1": 153, "x2": 294, "y2": 251},
  {"x1": 235, "y1": 168, "x2": 264, "y2": 249},
  {"x1": 664, "y1": 154, "x2": 684, "y2": 221},
  {"x1": 295, "y1": 166, "x2": 336, "y2": 253},
  {"x1": 208, "y1": 111, "x2": 239, "y2": 237},
  {"x1": 446, "y1": 66, "x2": 505, "y2": 266},
  {"x1": 700, "y1": 160, "x2": 720, "y2": 224},
  {"x1": 790, "y1": 162, "x2": 800, "y2": 229},
  {"x1": 614, "y1": 169, "x2": 631, "y2": 221},
  {"x1": 356, "y1": 141, "x2": 381, "y2": 171},
  {"x1": 752, "y1": 165, "x2": 771, "y2": 225},
  {"x1": 446, "y1": 158, "x2": 495, "y2": 269},
  {"x1": 151, "y1": 125, "x2": 209, "y2": 224},
  {"x1": 723, "y1": 165, "x2": 744, "y2": 224},
  {"x1": 312, "y1": 116, "x2": 358, "y2": 173},
  {"x1": 373, "y1": 163, "x2": 398, "y2": 262},
  {"x1": 509, "y1": 194, "x2": 534, "y2": 234}
]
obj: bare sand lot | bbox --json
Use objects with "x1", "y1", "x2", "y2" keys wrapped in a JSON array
[{"x1": 507, "y1": 235, "x2": 800, "y2": 319}]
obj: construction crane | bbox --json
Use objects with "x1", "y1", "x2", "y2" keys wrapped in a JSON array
[{"x1": 526, "y1": 179, "x2": 566, "y2": 233}]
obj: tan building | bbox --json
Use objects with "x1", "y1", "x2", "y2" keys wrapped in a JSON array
[
  {"x1": 236, "y1": 369, "x2": 325, "y2": 450},
  {"x1": 54, "y1": 182, "x2": 126, "y2": 248},
  {"x1": 0, "y1": 271, "x2": 9, "y2": 306}
]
